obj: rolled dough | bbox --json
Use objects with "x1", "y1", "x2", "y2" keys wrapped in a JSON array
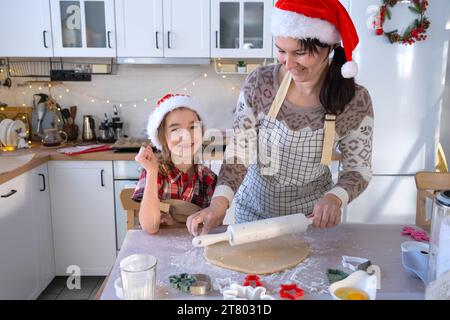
[{"x1": 204, "y1": 235, "x2": 310, "y2": 275}]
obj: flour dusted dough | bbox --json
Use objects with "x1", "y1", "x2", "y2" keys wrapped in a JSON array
[{"x1": 204, "y1": 235, "x2": 309, "y2": 274}]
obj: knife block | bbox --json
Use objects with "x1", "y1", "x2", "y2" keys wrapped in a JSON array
[{"x1": 63, "y1": 123, "x2": 79, "y2": 141}]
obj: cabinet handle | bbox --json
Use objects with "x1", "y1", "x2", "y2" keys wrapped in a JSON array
[
  {"x1": 1, "y1": 189, "x2": 17, "y2": 198},
  {"x1": 38, "y1": 174, "x2": 46, "y2": 192},
  {"x1": 155, "y1": 31, "x2": 159, "y2": 49},
  {"x1": 43, "y1": 31, "x2": 48, "y2": 48},
  {"x1": 107, "y1": 31, "x2": 112, "y2": 48},
  {"x1": 100, "y1": 169, "x2": 105, "y2": 187},
  {"x1": 215, "y1": 31, "x2": 219, "y2": 48},
  {"x1": 167, "y1": 31, "x2": 171, "y2": 49}
]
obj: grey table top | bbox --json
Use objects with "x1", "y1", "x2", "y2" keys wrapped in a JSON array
[{"x1": 100, "y1": 224, "x2": 425, "y2": 300}]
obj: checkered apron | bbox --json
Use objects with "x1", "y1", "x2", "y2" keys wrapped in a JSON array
[{"x1": 234, "y1": 72, "x2": 333, "y2": 223}]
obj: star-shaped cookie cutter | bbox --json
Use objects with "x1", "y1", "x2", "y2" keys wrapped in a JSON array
[
  {"x1": 279, "y1": 284, "x2": 304, "y2": 300},
  {"x1": 243, "y1": 274, "x2": 263, "y2": 288}
]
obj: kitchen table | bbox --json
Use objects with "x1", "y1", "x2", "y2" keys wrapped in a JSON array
[{"x1": 99, "y1": 224, "x2": 425, "y2": 300}]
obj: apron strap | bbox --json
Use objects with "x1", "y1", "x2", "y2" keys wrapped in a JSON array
[
  {"x1": 268, "y1": 71, "x2": 292, "y2": 118},
  {"x1": 268, "y1": 67, "x2": 336, "y2": 166},
  {"x1": 320, "y1": 114, "x2": 336, "y2": 166}
]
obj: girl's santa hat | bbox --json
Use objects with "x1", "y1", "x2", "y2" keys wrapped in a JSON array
[
  {"x1": 271, "y1": 0, "x2": 359, "y2": 78},
  {"x1": 147, "y1": 93, "x2": 206, "y2": 150}
]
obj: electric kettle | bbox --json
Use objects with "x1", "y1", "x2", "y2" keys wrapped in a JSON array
[{"x1": 82, "y1": 115, "x2": 96, "y2": 141}]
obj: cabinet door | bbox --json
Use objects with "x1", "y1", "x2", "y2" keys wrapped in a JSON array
[
  {"x1": 0, "y1": 173, "x2": 39, "y2": 299},
  {"x1": 163, "y1": 0, "x2": 210, "y2": 58},
  {"x1": 115, "y1": 0, "x2": 163, "y2": 58},
  {"x1": 32, "y1": 164, "x2": 56, "y2": 293},
  {"x1": 0, "y1": 0, "x2": 53, "y2": 57},
  {"x1": 211, "y1": 0, "x2": 273, "y2": 58},
  {"x1": 50, "y1": 0, "x2": 116, "y2": 57},
  {"x1": 49, "y1": 161, "x2": 116, "y2": 275}
]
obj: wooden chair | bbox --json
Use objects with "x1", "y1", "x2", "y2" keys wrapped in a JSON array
[
  {"x1": 415, "y1": 171, "x2": 450, "y2": 231},
  {"x1": 120, "y1": 188, "x2": 170, "y2": 230}
]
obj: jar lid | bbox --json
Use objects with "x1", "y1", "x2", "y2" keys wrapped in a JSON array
[{"x1": 436, "y1": 190, "x2": 450, "y2": 207}]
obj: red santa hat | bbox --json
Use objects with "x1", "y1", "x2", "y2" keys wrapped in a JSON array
[
  {"x1": 147, "y1": 93, "x2": 206, "y2": 150},
  {"x1": 271, "y1": 0, "x2": 359, "y2": 79}
]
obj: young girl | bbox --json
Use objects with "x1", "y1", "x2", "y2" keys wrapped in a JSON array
[{"x1": 132, "y1": 93, "x2": 217, "y2": 234}]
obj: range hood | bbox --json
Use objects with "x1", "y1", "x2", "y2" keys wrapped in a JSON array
[{"x1": 117, "y1": 57, "x2": 211, "y2": 65}]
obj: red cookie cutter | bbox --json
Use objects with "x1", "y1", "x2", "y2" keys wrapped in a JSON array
[
  {"x1": 243, "y1": 275, "x2": 263, "y2": 288},
  {"x1": 279, "y1": 284, "x2": 304, "y2": 300},
  {"x1": 402, "y1": 226, "x2": 429, "y2": 242}
]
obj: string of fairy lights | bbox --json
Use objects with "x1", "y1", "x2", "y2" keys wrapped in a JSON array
[{"x1": 3, "y1": 67, "x2": 245, "y2": 108}]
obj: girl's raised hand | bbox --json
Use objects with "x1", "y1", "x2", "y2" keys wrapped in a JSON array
[{"x1": 135, "y1": 145, "x2": 158, "y2": 174}]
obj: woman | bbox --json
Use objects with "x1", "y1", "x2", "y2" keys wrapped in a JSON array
[{"x1": 187, "y1": 0, "x2": 374, "y2": 235}]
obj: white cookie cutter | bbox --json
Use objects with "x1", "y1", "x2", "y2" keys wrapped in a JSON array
[{"x1": 223, "y1": 283, "x2": 275, "y2": 300}]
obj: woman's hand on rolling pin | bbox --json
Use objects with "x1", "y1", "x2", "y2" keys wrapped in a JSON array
[
  {"x1": 311, "y1": 194, "x2": 342, "y2": 228},
  {"x1": 186, "y1": 196, "x2": 229, "y2": 236},
  {"x1": 135, "y1": 145, "x2": 158, "y2": 175}
]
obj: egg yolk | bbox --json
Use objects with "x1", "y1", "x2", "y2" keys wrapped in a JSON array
[{"x1": 334, "y1": 287, "x2": 369, "y2": 300}]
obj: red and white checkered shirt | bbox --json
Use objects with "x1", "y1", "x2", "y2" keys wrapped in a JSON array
[{"x1": 132, "y1": 164, "x2": 217, "y2": 209}]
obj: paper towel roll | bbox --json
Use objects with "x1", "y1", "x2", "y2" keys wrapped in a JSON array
[{"x1": 436, "y1": 216, "x2": 450, "y2": 277}]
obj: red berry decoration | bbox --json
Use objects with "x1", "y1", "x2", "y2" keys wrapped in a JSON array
[{"x1": 374, "y1": 0, "x2": 430, "y2": 45}]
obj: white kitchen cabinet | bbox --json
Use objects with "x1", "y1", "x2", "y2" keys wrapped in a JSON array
[
  {"x1": 115, "y1": 0, "x2": 210, "y2": 59},
  {"x1": 50, "y1": 0, "x2": 116, "y2": 57},
  {"x1": 115, "y1": 0, "x2": 163, "y2": 58},
  {"x1": 48, "y1": 161, "x2": 116, "y2": 276},
  {"x1": 344, "y1": 175, "x2": 417, "y2": 225},
  {"x1": 31, "y1": 164, "x2": 55, "y2": 293},
  {"x1": 0, "y1": 172, "x2": 39, "y2": 299},
  {"x1": 211, "y1": 0, "x2": 273, "y2": 58},
  {"x1": 0, "y1": 0, "x2": 53, "y2": 57}
]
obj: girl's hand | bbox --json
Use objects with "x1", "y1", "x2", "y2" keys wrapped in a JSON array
[
  {"x1": 186, "y1": 196, "x2": 228, "y2": 236},
  {"x1": 160, "y1": 212, "x2": 176, "y2": 226},
  {"x1": 311, "y1": 194, "x2": 342, "y2": 228},
  {"x1": 135, "y1": 145, "x2": 158, "y2": 174}
]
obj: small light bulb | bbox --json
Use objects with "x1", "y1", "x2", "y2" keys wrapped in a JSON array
[
  {"x1": 231, "y1": 86, "x2": 235, "y2": 90},
  {"x1": 59, "y1": 95, "x2": 63, "y2": 99},
  {"x1": 119, "y1": 104, "x2": 123, "y2": 108},
  {"x1": 144, "y1": 98, "x2": 148, "y2": 102},
  {"x1": 91, "y1": 99, "x2": 95, "y2": 103},
  {"x1": 66, "y1": 89, "x2": 70, "y2": 93},
  {"x1": 203, "y1": 73, "x2": 208, "y2": 78},
  {"x1": 222, "y1": 75, "x2": 226, "y2": 79},
  {"x1": 48, "y1": 84, "x2": 52, "y2": 88},
  {"x1": 106, "y1": 100, "x2": 110, "y2": 104},
  {"x1": 38, "y1": 87, "x2": 42, "y2": 91},
  {"x1": 133, "y1": 104, "x2": 137, "y2": 108},
  {"x1": 29, "y1": 85, "x2": 33, "y2": 89},
  {"x1": 192, "y1": 82, "x2": 196, "y2": 86},
  {"x1": 22, "y1": 103, "x2": 26, "y2": 107},
  {"x1": 184, "y1": 88, "x2": 187, "y2": 91},
  {"x1": 22, "y1": 116, "x2": 26, "y2": 119}
]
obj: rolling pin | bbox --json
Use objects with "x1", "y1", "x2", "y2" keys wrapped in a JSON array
[{"x1": 192, "y1": 213, "x2": 313, "y2": 247}]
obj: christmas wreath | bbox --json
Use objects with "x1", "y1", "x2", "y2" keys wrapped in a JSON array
[{"x1": 374, "y1": 0, "x2": 430, "y2": 45}]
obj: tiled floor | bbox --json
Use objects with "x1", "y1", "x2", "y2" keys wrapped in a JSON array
[{"x1": 37, "y1": 276, "x2": 106, "y2": 300}]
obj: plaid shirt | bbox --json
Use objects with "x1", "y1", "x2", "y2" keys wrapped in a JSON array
[{"x1": 132, "y1": 164, "x2": 217, "y2": 209}]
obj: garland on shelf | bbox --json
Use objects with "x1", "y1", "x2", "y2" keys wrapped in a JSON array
[{"x1": 374, "y1": 0, "x2": 430, "y2": 45}]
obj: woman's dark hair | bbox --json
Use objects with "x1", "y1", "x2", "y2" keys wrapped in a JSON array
[{"x1": 299, "y1": 38, "x2": 356, "y2": 115}]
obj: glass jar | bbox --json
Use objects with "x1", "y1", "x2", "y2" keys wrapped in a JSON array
[
  {"x1": 120, "y1": 254, "x2": 157, "y2": 300},
  {"x1": 427, "y1": 190, "x2": 450, "y2": 283}
]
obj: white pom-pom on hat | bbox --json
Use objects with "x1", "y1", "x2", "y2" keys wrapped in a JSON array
[{"x1": 341, "y1": 60, "x2": 358, "y2": 79}]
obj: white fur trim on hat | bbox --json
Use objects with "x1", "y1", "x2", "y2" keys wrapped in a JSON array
[
  {"x1": 271, "y1": 7, "x2": 341, "y2": 44},
  {"x1": 147, "y1": 95, "x2": 206, "y2": 150},
  {"x1": 341, "y1": 60, "x2": 358, "y2": 79}
]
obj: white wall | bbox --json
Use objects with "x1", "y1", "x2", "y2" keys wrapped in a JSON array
[{"x1": 0, "y1": 63, "x2": 243, "y2": 137}]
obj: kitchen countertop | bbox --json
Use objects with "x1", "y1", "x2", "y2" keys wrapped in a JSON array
[
  {"x1": 0, "y1": 142, "x2": 137, "y2": 185},
  {"x1": 99, "y1": 224, "x2": 426, "y2": 300},
  {"x1": 0, "y1": 142, "x2": 225, "y2": 185}
]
